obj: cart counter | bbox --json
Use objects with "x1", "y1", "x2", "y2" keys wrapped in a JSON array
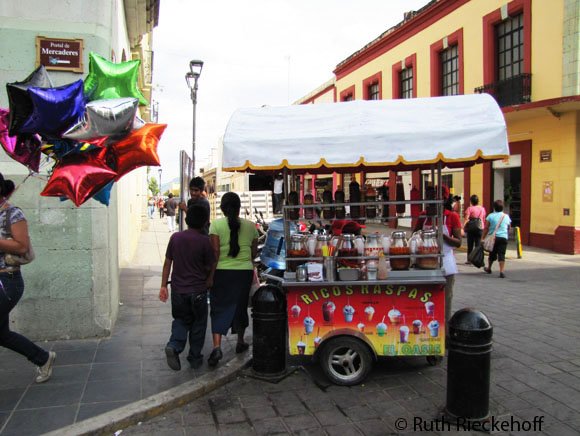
[{"x1": 285, "y1": 271, "x2": 446, "y2": 358}]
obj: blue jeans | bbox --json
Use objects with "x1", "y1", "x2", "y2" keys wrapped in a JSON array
[
  {"x1": 168, "y1": 291, "x2": 208, "y2": 364},
  {"x1": 0, "y1": 271, "x2": 49, "y2": 366}
]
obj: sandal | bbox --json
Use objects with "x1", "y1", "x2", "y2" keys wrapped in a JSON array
[{"x1": 484, "y1": 267, "x2": 492, "y2": 274}]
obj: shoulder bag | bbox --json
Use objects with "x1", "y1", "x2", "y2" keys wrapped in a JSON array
[
  {"x1": 482, "y1": 214, "x2": 505, "y2": 253},
  {"x1": 3, "y1": 207, "x2": 35, "y2": 266}
]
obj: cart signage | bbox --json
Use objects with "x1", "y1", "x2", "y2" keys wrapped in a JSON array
[{"x1": 288, "y1": 283, "x2": 445, "y2": 357}]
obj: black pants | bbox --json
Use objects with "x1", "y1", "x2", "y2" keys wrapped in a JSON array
[
  {"x1": 0, "y1": 271, "x2": 49, "y2": 366},
  {"x1": 273, "y1": 193, "x2": 283, "y2": 213},
  {"x1": 168, "y1": 291, "x2": 208, "y2": 363},
  {"x1": 466, "y1": 228, "x2": 483, "y2": 257},
  {"x1": 489, "y1": 237, "x2": 508, "y2": 263}
]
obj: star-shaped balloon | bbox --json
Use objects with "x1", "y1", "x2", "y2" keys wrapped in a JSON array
[
  {"x1": 93, "y1": 181, "x2": 114, "y2": 206},
  {"x1": 41, "y1": 138, "x2": 100, "y2": 160},
  {"x1": 84, "y1": 52, "x2": 148, "y2": 105},
  {"x1": 19, "y1": 80, "x2": 86, "y2": 139},
  {"x1": 6, "y1": 66, "x2": 53, "y2": 136},
  {"x1": 107, "y1": 123, "x2": 166, "y2": 180},
  {"x1": 58, "y1": 180, "x2": 114, "y2": 206},
  {"x1": 63, "y1": 97, "x2": 140, "y2": 142},
  {"x1": 0, "y1": 108, "x2": 42, "y2": 172},
  {"x1": 40, "y1": 148, "x2": 118, "y2": 207}
]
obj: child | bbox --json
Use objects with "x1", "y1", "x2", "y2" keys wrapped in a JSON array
[{"x1": 159, "y1": 204, "x2": 215, "y2": 370}]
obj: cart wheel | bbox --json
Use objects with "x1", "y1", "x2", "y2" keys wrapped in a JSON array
[
  {"x1": 426, "y1": 356, "x2": 443, "y2": 366},
  {"x1": 319, "y1": 337, "x2": 373, "y2": 386}
]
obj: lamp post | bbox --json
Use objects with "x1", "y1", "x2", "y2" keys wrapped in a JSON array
[
  {"x1": 158, "y1": 168, "x2": 162, "y2": 196},
  {"x1": 185, "y1": 60, "x2": 203, "y2": 175}
]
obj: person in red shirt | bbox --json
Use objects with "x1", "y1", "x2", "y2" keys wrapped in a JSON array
[{"x1": 413, "y1": 186, "x2": 461, "y2": 334}]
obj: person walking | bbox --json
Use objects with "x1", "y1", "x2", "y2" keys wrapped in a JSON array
[
  {"x1": 165, "y1": 193, "x2": 178, "y2": 232},
  {"x1": 0, "y1": 173, "x2": 56, "y2": 383},
  {"x1": 179, "y1": 177, "x2": 211, "y2": 234},
  {"x1": 159, "y1": 204, "x2": 215, "y2": 370},
  {"x1": 463, "y1": 194, "x2": 486, "y2": 264},
  {"x1": 207, "y1": 192, "x2": 258, "y2": 366},
  {"x1": 158, "y1": 196, "x2": 165, "y2": 219},
  {"x1": 483, "y1": 200, "x2": 511, "y2": 278},
  {"x1": 272, "y1": 173, "x2": 284, "y2": 214},
  {"x1": 147, "y1": 197, "x2": 155, "y2": 219}
]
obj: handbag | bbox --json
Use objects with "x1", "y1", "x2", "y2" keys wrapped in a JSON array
[
  {"x1": 482, "y1": 214, "x2": 505, "y2": 253},
  {"x1": 468, "y1": 244, "x2": 485, "y2": 268},
  {"x1": 3, "y1": 206, "x2": 35, "y2": 266},
  {"x1": 464, "y1": 208, "x2": 483, "y2": 233}
]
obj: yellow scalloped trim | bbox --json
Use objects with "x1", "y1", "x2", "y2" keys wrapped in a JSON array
[{"x1": 222, "y1": 150, "x2": 509, "y2": 172}]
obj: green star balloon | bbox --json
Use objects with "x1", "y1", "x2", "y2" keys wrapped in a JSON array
[{"x1": 84, "y1": 52, "x2": 148, "y2": 106}]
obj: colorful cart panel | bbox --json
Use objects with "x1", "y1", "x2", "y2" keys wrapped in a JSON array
[{"x1": 287, "y1": 283, "x2": 445, "y2": 357}]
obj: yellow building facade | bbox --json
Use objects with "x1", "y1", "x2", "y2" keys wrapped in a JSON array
[{"x1": 298, "y1": 0, "x2": 580, "y2": 254}]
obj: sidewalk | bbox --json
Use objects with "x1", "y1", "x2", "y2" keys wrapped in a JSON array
[{"x1": 0, "y1": 215, "x2": 251, "y2": 436}]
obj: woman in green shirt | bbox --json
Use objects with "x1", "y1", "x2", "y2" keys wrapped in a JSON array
[{"x1": 208, "y1": 192, "x2": 258, "y2": 366}]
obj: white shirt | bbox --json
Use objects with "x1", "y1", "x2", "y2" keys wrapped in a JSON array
[{"x1": 273, "y1": 179, "x2": 284, "y2": 194}]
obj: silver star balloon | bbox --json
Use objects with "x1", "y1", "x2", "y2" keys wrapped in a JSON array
[{"x1": 63, "y1": 97, "x2": 139, "y2": 142}]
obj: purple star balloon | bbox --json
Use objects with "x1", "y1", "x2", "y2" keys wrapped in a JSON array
[{"x1": 19, "y1": 79, "x2": 86, "y2": 139}]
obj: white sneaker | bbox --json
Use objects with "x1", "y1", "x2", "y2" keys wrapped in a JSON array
[{"x1": 36, "y1": 351, "x2": 56, "y2": 383}]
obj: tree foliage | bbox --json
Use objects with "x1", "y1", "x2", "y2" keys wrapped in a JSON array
[{"x1": 148, "y1": 177, "x2": 159, "y2": 196}]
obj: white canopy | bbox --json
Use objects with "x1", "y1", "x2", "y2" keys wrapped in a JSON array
[{"x1": 222, "y1": 93, "x2": 509, "y2": 174}]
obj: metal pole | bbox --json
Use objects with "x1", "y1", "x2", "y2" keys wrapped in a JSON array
[{"x1": 190, "y1": 81, "x2": 198, "y2": 175}]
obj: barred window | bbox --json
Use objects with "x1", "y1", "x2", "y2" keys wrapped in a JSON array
[
  {"x1": 440, "y1": 45, "x2": 459, "y2": 96},
  {"x1": 496, "y1": 13, "x2": 524, "y2": 80},
  {"x1": 400, "y1": 67, "x2": 413, "y2": 99},
  {"x1": 367, "y1": 83, "x2": 379, "y2": 100}
]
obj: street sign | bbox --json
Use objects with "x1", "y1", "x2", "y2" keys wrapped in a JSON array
[{"x1": 36, "y1": 36, "x2": 84, "y2": 73}]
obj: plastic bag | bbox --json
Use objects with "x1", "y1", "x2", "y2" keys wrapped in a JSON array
[{"x1": 248, "y1": 268, "x2": 261, "y2": 307}]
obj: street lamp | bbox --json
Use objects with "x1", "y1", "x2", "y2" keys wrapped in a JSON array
[
  {"x1": 185, "y1": 60, "x2": 203, "y2": 175},
  {"x1": 158, "y1": 168, "x2": 162, "y2": 196}
]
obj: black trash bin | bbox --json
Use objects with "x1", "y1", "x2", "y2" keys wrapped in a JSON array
[
  {"x1": 445, "y1": 308, "x2": 493, "y2": 422},
  {"x1": 251, "y1": 284, "x2": 287, "y2": 377}
]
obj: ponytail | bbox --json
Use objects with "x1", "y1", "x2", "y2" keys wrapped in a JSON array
[{"x1": 220, "y1": 192, "x2": 241, "y2": 257}]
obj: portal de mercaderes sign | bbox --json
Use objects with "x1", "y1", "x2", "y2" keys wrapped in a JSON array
[{"x1": 36, "y1": 36, "x2": 84, "y2": 73}]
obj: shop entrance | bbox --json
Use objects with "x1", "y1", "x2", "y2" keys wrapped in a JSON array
[{"x1": 492, "y1": 155, "x2": 522, "y2": 231}]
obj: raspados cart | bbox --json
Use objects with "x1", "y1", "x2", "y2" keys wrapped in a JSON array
[{"x1": 223, "y1": 94, "x2": 509, "y2": 385}]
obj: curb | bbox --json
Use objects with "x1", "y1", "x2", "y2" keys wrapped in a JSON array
[{"x1": 44, "y1": 354, "x2": 252, "y2": 436}]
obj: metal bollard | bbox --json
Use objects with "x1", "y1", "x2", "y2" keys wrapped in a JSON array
[
  {"x1": 445, "y1": 308, "x2": 493, "y2": 422},
  {"x1": 251, "y1": 284, "x2": 287, "y2": 377}
]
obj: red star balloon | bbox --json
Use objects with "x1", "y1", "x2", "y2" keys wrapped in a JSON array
[
  {"x1": 84, "y1": 52, "x2": 148, "y2": 105},
  {"x1": 40, "y1": 148, "x2": 118, "y2": 207},
  {"x1": 107, "y1": 123, "x2": 166, "y2": 180}
]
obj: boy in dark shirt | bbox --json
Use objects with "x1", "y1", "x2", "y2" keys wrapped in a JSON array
[
  {"x1": 179, "y1": 176, "x2": 211, "y2": 234},
  {"x1": 159, "y1": 204, "x2": 215, "y2": 370}
]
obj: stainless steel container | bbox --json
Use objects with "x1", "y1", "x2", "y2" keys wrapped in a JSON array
[
  {"x1": 296, "y1": 265, "x2": 308, "y2": 282},
  {"x1": 323, "y1": 257, "x2": 337, "y2": 281}
]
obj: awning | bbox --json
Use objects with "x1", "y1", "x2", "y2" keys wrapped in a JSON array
[{"x1": 222, "y1": 93, "x2": 509, "y2": 174}]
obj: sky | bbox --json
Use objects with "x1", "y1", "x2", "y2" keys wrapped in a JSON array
[{"x1": 152, "y1": 0, "x2": 431, "y2": 184}]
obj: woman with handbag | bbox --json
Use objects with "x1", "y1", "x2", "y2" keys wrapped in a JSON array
[
  {"x1": 0, "y1": 173, "x2": 56, "y2": 383},
  {"x1": 482, "y1": 200, "x2": 511, "y2": 278},
  {"x1": 463, "y1": 195, "x2": 486, "y2": 264},
  {"x1": 208, "y1": 192, "x2": 258, "y2": 366}
]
